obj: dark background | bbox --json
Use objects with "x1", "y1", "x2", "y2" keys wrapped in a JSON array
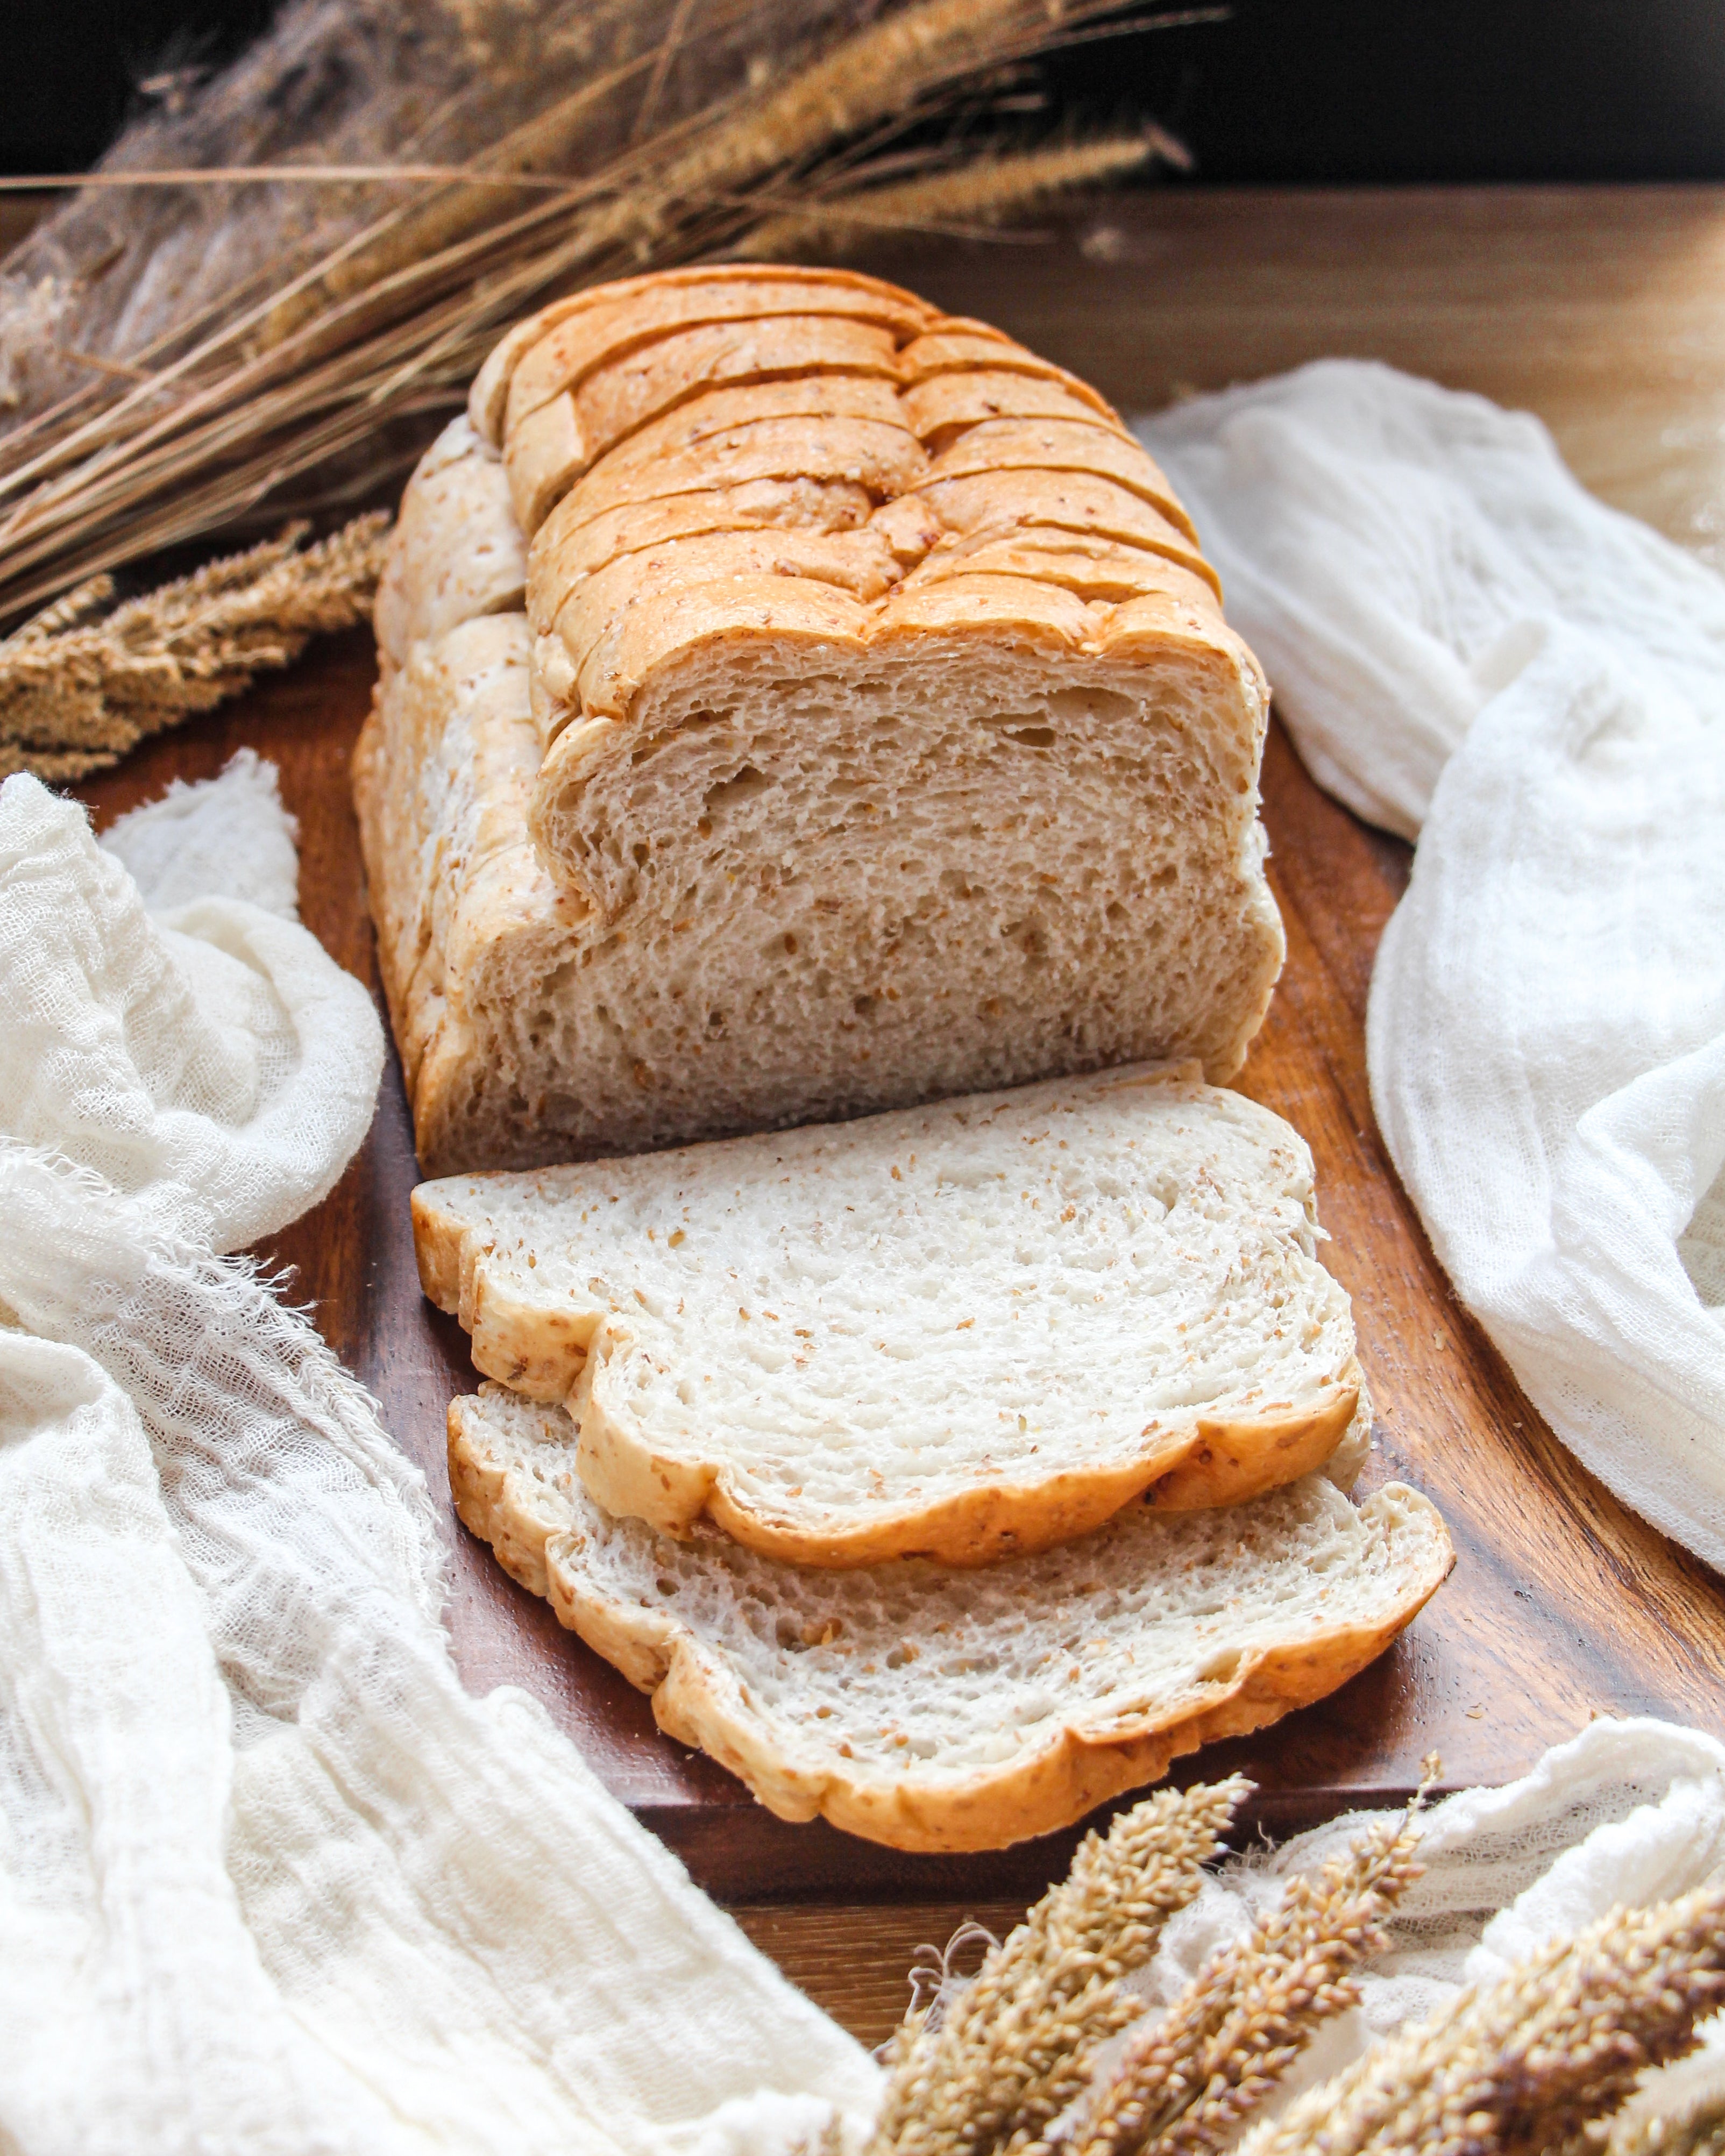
[{"x1": 3, "y1": 0, "x2": 1723, "y2": 183}]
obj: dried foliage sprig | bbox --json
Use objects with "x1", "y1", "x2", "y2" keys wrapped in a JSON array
[
  {"x1": 0, "y1": 0, "x2": 1199, "y2": 627},
  {"x1": 877, "y1": 1757, "x2": 1725, "y2": 2156},
  {"x1": 1232, "y1": 1884, "x2": 1725, "y2": 2156},
  {"x1": 870, "y1": 1777, "x2": 1251, "y2": 2156},
  {"x1": 0, "y1": 512, "x2": 388, "y2": 781},
  {"x1": 737, "y1": 133, "x2": 1168, "y2": 260},
  {"x1": 1068, "y1": 1770, "x2": 1434, "y2": 2156}
]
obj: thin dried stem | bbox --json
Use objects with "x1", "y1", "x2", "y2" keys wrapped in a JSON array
[
  {"x1": 1233, "y1": 1885, "x2": 1725, "y2": 2156},
  {"x1": 632, "y1": 0, "x2": 707, "y2": 145},
  {"x1": 0, "y1": 513, "x2": 388, "y2": 780},
  {"x1": 870, "y1": 1777, "x2": 1251, "y2": 2156},
  {"x1": 0, "y1": 165, "x2": 620, "y2": 193}
]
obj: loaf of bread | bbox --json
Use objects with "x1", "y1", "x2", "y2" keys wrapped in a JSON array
[
  {"x1": 449, "y1": 1381, "x2": 1451, "y2": 1851},
  {"x1": 413, "y1": 1066, "x2": 1373, "y2": 1568},
  {"x1": 356, "y1": 264, "x2": 1285, "y2": 1173}
]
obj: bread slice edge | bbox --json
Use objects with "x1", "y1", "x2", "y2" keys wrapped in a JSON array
[
  {"x1": 606, "y1": 1493, "x2": 1449, "y2": 1852},
  {"x1": 572, "y1": 1339, "x2": 1363, "y2": 1566},
  {"x1": 448, "y1": 1391, "x2": 1451, "y2": 1851}
]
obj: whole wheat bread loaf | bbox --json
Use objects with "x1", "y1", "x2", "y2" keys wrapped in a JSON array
[
  {"x1": 356, "y1": 264, "x2": 1285, "y2": 1174},
  {"x1": 413, "y1": 1067, "x2": 1372, "y2": 1567},
  {"x1": 449, "y1": 1382, "x2": 1451, "y2": 1852}
]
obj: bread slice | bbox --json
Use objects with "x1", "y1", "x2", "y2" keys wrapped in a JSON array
[
  {"x1": 448, "y1": 1382, "x2": 1451, "y2": 1851},
  {"x1": 412, "y1": 1066, "x2": 1373, "y2": 1566},
  {"x1": 359, "y1": 266, "x2": 1286, "y2": 1174}
]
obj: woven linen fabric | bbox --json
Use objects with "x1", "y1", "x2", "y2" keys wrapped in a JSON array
[
  {"x1": 1141, "y1": 364, "x2": 1725, "y2": 1567},
  {"x1": 0, "y1": 763, "x2": 878, "y2": 2156}
]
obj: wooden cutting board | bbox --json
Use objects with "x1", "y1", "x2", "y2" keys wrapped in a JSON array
[{"x1": 70, "y1": 184, "x2": 1725, "y2": 1926}]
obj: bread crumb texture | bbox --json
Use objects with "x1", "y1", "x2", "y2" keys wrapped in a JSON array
[
  {"x1": 415, "y1": 1068, "x2": 1367, "y2": 1564},
  {"x1": 450, "y1": 1380, "x2": 1452, "y2": 1851},
  {"x1": 357, "y1": 266, "x2": 1286, "y2": 1173}
]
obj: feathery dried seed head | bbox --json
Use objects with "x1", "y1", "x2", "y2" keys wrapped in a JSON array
[
  {"x1": 870, "y1": 1777, "x2": 1251, "y2": 2156},
  {"x1": 0, "y1": 0, "x2": 1188, "y2": 625},
  {"x1": 739, "y1": 136, "x2": 1162, "y2": 260},
  {"x1": 0, "y1": 511, "x2": 388, "y2": 780},
  {"x1": 1232, "y1": 1884, "x2": 1725, "y2": 2156},
  {"x1": 1068, "y1": 1783, "x2": 1431, "y2": 2156}
]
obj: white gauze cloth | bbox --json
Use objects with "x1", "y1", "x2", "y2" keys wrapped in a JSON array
[
  {"x1": 1141, "y1": 364, "x2": 1725, "y2": 1566},
  {"x1": 0, "y1": 760, "x2": 877, "y2": 2156}
]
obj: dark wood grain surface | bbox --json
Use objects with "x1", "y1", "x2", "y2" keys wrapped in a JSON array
[{"x1": 67, "y1": 183, "x2": 1725, "y2": 2031}]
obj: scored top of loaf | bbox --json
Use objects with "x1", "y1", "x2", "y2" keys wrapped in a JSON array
[
  {"x1": 458, "y1": 263, "x2": 1246, "y2": 744},
  {"x1": 358, "y1": 269, "x2": 1287, "y2": 1172}
]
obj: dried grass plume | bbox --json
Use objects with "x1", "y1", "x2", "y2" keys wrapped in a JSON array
[
  {"x1": 1069, "y1": 1776, "x2": 1431, "y2": 2156},
  {"x1": 0, "y1": 513, "x2": 388, "y2": 780},
  {"x1": 0, "y1": 0, "x2": 1201, "y2": 628},
  {"x1": 876, "y1": 1759, "x2": 1725, "y2": 2156},
  {"x1": 1232, "y1": 1884, "x2": 1725, "y2": 2156},
  {"x1": 870, "y1": 1778, "x2": 1250, "y2": 2156}
]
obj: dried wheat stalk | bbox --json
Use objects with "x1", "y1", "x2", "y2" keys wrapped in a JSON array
[
  {"x1": 0, "y1": 512, "x2": 388, "y2": 780},
  {"x1": 870, "y1": 1777, "x2": 1251, "y2": 2156},
  {"x1": 1068, "y1": 1780, "x2": 1432, "y2": 2156},
  {"x1": 1231, "y1": 1885, "x2": 1725, "y2": 2156},
  {"x1": 738, "y1": 133, "x2": 1168, "y2": 259},
  {"x1": 0, "y1": 0, "x2": 1197, "y2": 630}
]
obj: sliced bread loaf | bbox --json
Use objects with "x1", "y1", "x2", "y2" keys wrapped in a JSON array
[
  {"x1": 358, "y1": 265, "x2": 1286, "y2": 1175},
  {"x1": 449, "y1": 1382, "x2": 1451, "y2": 1852},
  {"x1": 413, "y1": 1067, "x2": 1372, "y2": 1567}
]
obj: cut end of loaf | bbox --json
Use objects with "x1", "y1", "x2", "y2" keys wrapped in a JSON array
[{"x1": 451, "y1": 1382, "x2": 1453, "y2": 1852}]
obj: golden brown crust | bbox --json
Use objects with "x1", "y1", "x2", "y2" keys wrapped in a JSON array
[
  {"x1": 913, "y1": 469, "x2": 1220, "y2": 598},
  {"x1": 472, "y1": 266, "x2": 1212, "y2": 728},
  {"x1": 901, "y1": 369, "x2": 1130, "y2": 450},
  {"x1": 377, "y1": 270, "x2": 1280, "y2": 1175},
  {"x1": 571, "y1": 1342, "x2": 1360, "y2": 1567},
  {"x1": 527, "y1": 480, "x2": 877, "y2": 624},
  {"x1": 925, "y1": 419, "x2": 1196, "y2": 539},
  {"x1": 553, "y1": 413, "x2": 930, "y2": 536},
  {"x1": 898, "y1": 328, "x2": 1125, "y2": 423},
  {"x1": 416, "y1": 1152, "x2": 1364, "y2": 1569},
  {"x1": 447, "y1": 1389, "x2": 1451, "y2": 1853},
  {"x1": 547, "y1": 525, "x2": 900, "y2": 681},
  {"x1": 507, "y1": 350, "x2": 914, "y2": 535},
  {"x1": 502, "y1": 270, "x2": 934, "y2": 435},
  {"x1": 472, "y1": 265, "x2": 1240, "y2": 781},
  {"x1": 901, "y1": 539, "x2": 1221, "y2": 610},
  {"x1": 569, "y1": 315, "x2": 903, "y2": 461},
  {"x1": 471, "y1": 263, "x2": 935, "y2": 443},
  {"x1": 524, "y1": 1483, "x2": 1454, "y2": 1853}
]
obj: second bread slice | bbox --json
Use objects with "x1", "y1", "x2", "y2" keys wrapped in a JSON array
[
  {"x1": 451, "y1": 1383, "x2": 1451, "y2": 1851},
  {"x1": 414, "y1": 1066, "x2": 1371, "y2": 1567}
]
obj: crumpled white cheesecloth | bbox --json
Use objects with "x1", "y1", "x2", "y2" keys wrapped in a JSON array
[
  {"x1": 0, "y1": 751, "x2": 878, "y2": 2155},
  {"x1": 1141, "y1": 361, "x2": 1725, "y2": 1570}
]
